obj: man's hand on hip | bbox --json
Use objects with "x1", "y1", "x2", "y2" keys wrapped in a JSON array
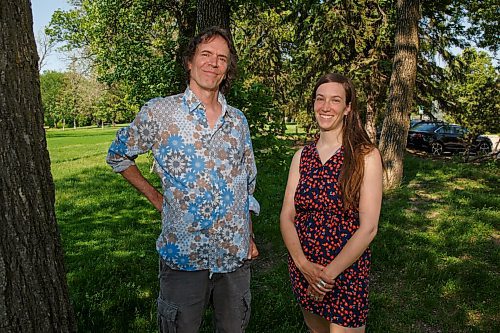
[{"x1": 247, "y1": 237, "x2": 259, "y2": 260}]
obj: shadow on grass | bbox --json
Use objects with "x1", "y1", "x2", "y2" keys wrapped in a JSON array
[
  {"x1": 246, "y1": 149, "x2": 309, "y2": 333},
  {"x1": 55, "y1": 146, "x2": 498, "y2": 332},
  {"x1": 57, "y1": 152, "x2": 305, "y2": 332},
  {"x1": 370, "y1": 155, "x2": 499, "y2": 332},
  {"x1": 56, "y1": 163, "x2": 161, "y2": 332}
]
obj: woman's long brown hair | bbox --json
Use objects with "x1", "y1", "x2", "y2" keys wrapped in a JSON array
[{"x1": 312, "y1": 73, "x2": 377, "y2": 211}]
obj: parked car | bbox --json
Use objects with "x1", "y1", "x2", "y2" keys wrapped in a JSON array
[
  {"x1": 407, "y1": 122, "x2": 492, "y2": 155},
  {"x1": 376, "y1": 120, "x2": 440, "y2": 141},
  {"x1": 409, "y1": 119, "x2": 429, "y2": 128},
  {"x1": 410, "y1": 119, "x2": 444, "y2": 129}
]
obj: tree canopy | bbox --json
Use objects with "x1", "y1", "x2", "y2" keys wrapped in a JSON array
[
  {"x1": 43, "y1": 0, "x2": 499, "y2": 184},
  {"x1": 445, "y1": 48, "x2": 499, "y2": 136}
]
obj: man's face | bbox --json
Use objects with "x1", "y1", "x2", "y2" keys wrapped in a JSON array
[{"x1": 188, "y1": 35, "x2": 230, "y2": 94}]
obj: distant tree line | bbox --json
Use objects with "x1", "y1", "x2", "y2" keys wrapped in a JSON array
[{"x1": 40, "y1": 70, "x2": 137, "y2": 129}]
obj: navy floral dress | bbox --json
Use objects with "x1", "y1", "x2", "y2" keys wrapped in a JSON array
[{"x1": 288, "y1": 142, "x2": 371, "y2": 328}]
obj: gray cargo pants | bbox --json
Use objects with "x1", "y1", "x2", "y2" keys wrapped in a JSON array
[{"x1": 157, "y1": 259, "x2": 252, "y2": 333}]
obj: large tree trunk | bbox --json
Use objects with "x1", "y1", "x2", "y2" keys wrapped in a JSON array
[
  {"x1": 379, "y1": 0, "x2": 420, "y2": 189},
  {"x1": 196, "y1": 0, "x2": 230, "y2": 32},
  {"x1": 0, "y1": 1, "x2": 76, "y2": 331}
]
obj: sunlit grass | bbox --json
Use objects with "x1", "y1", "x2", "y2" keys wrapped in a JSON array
[{"x1": 47, "y1": 127, "x2": 499, "y2": 332}]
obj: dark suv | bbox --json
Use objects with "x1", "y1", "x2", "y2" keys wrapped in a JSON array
[{"x1": 407, "y1": 122, "x2": 492, "y2": 155}]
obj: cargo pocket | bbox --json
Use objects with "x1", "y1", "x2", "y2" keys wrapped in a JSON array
[
  {"x1": 157, "y1": 297, "x2": 178, "y2": 333},
  {"x1": 240, "y1": 290, "x2": 251, "y2": 330}
]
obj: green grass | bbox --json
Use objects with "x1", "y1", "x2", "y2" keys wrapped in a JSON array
[
  {"x1": 285, "y1": 123, "x2": 307, "y2": 135},
  {"x1": 47, "y1": 127, "x2": 499, "y2": 332}
]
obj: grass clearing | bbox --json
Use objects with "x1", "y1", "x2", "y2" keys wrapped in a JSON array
[{"x1": 47, "y1": 127, "x2": 499, "y2": 332}]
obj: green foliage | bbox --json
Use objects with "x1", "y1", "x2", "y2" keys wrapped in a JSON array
[
  {"x1": 417, "y1": 0, "x2": 499, "y2": 119},
  {"x1": 445, "y1": 48, "x2": 499, "y2": 136},
  {"x1": 227, "y1": 80, "x2": 284, "y2": 142},
  {"x1": 233, "y1": 4, "x2": 296, "y2": 111},
  {"x1": 232, "y1": 0, "x2": 394, "y2": 134},
  {"x1": 40, "y1": 70, "x2": 137, "y2": 128},
  {"x1": 44, "y1": 0, "x2": 499, "y2": 149},
  {"x1": 39, "y1": 70, "x2": 90, "y2": 128},
  {"x1": 40, "y1": 71, "x2": 66, "y2": 127},
  {"x1": 95, "y1": 84, "x2": 138, "y2": 126},
  {"x1": 462, "y1": 0, "x2": 500, "y2": 53},
  {"x1": 47, "y1": 0, "x2": 184, "y2": 105},
  {"x1": 47, "y1": 128, "x2": 499, "y2": 331},
  {"x1": 46, "y1": 7, "x2": 87, "y2": 50},
  {"x1": 85, "y1": 0, "x2": 182, "y2": 103}
]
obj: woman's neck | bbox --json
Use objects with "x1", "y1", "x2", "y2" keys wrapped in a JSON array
[{"x1": 317, "y1": 129, "x2": 343, "y2": 148}]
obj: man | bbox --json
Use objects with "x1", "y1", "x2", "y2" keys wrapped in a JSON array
[{"x1": 106, "y1": 26, "x2": 259, "y2": 332}]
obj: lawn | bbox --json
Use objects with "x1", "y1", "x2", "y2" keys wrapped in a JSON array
[{"x1": 46, "y1": 127, "x2": 499, "y2": 332}]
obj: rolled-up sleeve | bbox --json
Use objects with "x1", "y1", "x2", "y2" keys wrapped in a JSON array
[
  {"x1": 106, "y1": 100, "x2": 159, "y2": 172},
  {"x1": 242, "y1": 117, "x2": 260, "y2": 215}
]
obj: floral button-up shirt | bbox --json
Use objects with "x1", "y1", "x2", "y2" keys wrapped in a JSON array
[{"x1": 107, "y1": 88, "x2": 259, "y2": 273}]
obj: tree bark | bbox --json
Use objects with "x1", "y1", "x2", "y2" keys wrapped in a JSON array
[
  {"x1": 379, "y1": 0, "x2": 420, "y2": 189},
  {"x1": 196, "y1": 0, "x2": 230, "y2": 32},
  {"x1": 0, "y1": 1, "x2": 76, "y2": 331},
  {"x1": 165, "y1": 0, "x2": 197, "y2": 91},
  {"x1": 365, "y1": 89, "x2": 378, "y2": 144}
]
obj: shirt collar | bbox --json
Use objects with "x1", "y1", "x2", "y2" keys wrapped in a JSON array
[{"x1": 182, "y1": 87, "x2": 229, "y2": 118}]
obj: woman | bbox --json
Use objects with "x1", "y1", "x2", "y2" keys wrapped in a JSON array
[{"x1": 280, "y1": 73, "x2": 383, "y2": 332}]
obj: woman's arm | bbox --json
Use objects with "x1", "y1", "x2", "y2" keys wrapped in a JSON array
[
  {"x1": 280, "y1": 148, "x2": 327, "y2": 295},
  {"x1": 320, "y1": 148, "x2": 383, "y2": 283}
]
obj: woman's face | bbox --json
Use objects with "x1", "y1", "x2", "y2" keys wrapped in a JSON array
[{"x1": 313, "y1": 82, "x2": 351, "y2": 132}]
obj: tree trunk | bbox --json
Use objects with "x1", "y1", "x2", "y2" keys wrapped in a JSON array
[
  {"x1": 379, "y1": 0, "x2": 420, "y2": 189},
  {"x1": 173, "y1": 0, "x2": 197, "y2": 91},
  {"x1": 196, "y1": 0, "x2": 230, "y2": 32},
  {"x1": 0, "y1": 1, "x2": 76, "y2": 331},
  {"x1": 168, "y1": 0, "x2": 230, "y2": 92},
  {"x1": 365, "y1": 89, "x2": 378, "y2": 144}
]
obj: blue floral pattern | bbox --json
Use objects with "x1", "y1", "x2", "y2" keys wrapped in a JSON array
[{"x1": 107, "y1": 88, "x2": 259, "y2": 273}]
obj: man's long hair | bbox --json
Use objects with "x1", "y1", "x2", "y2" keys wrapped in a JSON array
[
  {"x1": 183, "y1": 26, "x2": 237, "y2": 95},
  {"x1": 311, "y1": 73, "x2": 378, "y2": 210}
]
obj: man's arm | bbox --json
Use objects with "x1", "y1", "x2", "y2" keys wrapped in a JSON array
[
  {"x1": 241, "y1": 115, "x2": 260, "y2": 259},
  {"x1": 121, "y1": 165, "x2": 163, "y2": 212},
  {"x1": 106, "y1": 99, "x2": 163, "y2": 211},
  {"x1": 247, "y1": 214, "x2": 259, "y2": 259}
]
